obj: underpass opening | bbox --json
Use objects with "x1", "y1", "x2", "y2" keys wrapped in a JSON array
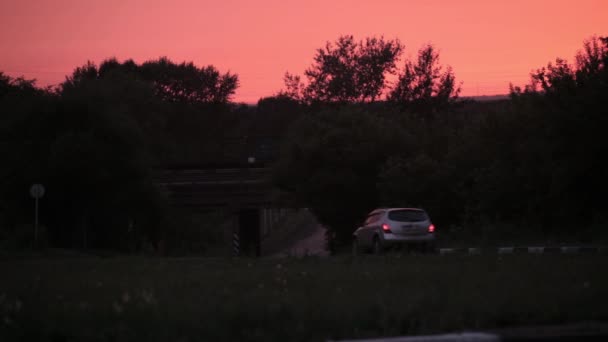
[{"x1": 238, "y1": 208, "x2": 261, "y2": 257}]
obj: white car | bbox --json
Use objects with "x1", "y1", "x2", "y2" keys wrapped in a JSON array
[{"x1": 353, "y1": 208, "x2": 436, "y2": 254}]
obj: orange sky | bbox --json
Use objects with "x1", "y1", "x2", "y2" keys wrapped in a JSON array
[{"x1": 1, "y1": 0, "x2": 607, "y2": 103}]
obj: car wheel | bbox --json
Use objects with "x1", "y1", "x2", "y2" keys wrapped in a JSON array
[{"x1": 372, "y1": 236, "x2": 382, "y2": 255}]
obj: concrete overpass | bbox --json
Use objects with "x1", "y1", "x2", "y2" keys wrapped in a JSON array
[
  {"x1": 155, "y1": 164, "x2": 294, "y2": 256},
  {"x1": 156, "y1": 165, "x2": 277, "y2": 208}
]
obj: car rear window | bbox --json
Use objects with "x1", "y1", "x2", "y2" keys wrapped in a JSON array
[{"x1": 388, "y1": 209, "x2": 428, "y2": 222}]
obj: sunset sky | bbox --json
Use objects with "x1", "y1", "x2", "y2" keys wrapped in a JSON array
[{"x1": 1, "y1": 0, "x2": 607, "y2": 103}]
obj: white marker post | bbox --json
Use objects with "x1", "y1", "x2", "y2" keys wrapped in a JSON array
[{"x1": 29, "y1": 184, "x2": 45, "y2": 247}]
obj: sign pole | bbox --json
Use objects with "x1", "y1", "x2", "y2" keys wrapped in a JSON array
[
  {"x1": 29, "y1": 184, "x2": 45, "y2": 248},
  {"x1": 34, "y1": 196, "x2": 39, "y2": 246}
]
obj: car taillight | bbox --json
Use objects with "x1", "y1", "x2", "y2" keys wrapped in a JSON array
[
  {"x1": 382, "y1": 224, "x2": 392, "y2": 233},
  {"x1": 428, "y1": 224, "x2": 435, "y2": 233}
]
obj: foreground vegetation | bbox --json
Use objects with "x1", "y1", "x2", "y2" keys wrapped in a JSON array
[{"x1": 1, "y1": 255, "x2": 607, "y2": 341}]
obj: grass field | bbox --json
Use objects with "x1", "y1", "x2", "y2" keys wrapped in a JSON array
[{"x1": 1, "y1": 254, "x2": 607, "y2": 341}]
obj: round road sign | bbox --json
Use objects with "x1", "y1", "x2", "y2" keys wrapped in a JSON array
[{"x1": 30, "y1": 184, "x2": 45, "y2": 199}]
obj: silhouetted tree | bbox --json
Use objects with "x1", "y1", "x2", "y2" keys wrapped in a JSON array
[
  {"x1": 389, "y1": 44, "x2": 461, "y2": 113},
  {"x1": 283, "y1": 35, "x2": 403, "y2": 104},
  {"x1": 274, "y1": 106, "x2": 403, "y2": 244},
  {"x1": 140, "y1": 57, "x2": 239, "y2": 104},
  {"x1": 52, "y1": 74, "x2": 166, "y2": 249},
  {"x1": 506, "y1": 36, "x2": 608, "y2": 230},
  {"x1": 0, "y1": 72, "x2": 40, "y2": 97},
  {"x1": 0, "y1": 74, "x2": 57, "y2": 246},
  {"x1": 61, "y1": 58, "x2": 244, "y2": 165},
  {"x1": 63, "y1": 58, "x2": 239, "y2": 105}
]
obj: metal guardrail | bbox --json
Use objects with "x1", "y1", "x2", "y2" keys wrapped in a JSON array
[
  {"x1": 330, "y1": 333, "x2": 499, "y2": 342},
  {"x1": 330, "y1": 322, "x2": 608, "y2": 341},
  {"x1": 438, "y1": 246, "x2": 608, "y2": 255}
]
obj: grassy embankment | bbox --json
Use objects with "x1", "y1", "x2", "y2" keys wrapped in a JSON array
[{"x1": 1, "y1": 254, "x2": 607, "y2": 341}]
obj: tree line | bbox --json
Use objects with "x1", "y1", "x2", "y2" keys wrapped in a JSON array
[
  {"x1": 275, "y1": 35, "x2": 608, "y2": 245},
  {"x1": 0, "y1": 58, "x2": 243, "y2": 251},
  {"x1": 1, "y1": 35, "x2": 606, "y2": 252}
]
